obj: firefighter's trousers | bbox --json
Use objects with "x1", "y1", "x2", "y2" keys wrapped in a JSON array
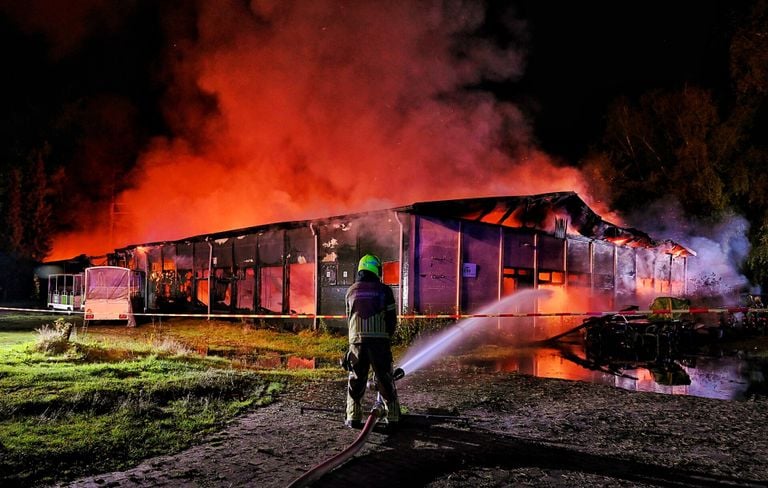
[{"x1": 346, "y1": 340, "x2": 400, "y2": 422}]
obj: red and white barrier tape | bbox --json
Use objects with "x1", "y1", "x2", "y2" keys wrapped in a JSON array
[{"x1": 0, "y1": 305, "x2": 759, "y2": 320}]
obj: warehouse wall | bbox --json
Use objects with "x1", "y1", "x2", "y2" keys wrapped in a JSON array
[{"x1": 109, "y1": 210, "x2": 688, "y2": 320}]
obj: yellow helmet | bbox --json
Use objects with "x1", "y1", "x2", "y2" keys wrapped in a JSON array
[{"x1": 357, "y1": 254, "x2": 382, "y2": 277}]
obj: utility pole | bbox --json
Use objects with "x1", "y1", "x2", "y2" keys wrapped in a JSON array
[{"x1": 109, "y1": 184, "x2": 131, "y2": 250}]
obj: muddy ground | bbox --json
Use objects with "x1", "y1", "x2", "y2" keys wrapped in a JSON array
[{"x1": 54, "y1": 360, "x2": 768, "y2": 488}]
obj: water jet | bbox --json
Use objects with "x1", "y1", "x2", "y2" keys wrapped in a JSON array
[{"x1": 397, "y1": 288, "x2": 552, "y2": 377}]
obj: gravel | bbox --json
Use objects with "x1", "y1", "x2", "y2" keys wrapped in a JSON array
[{"x1": 56, "y1": 365, "x2": 768, "y2": 488}]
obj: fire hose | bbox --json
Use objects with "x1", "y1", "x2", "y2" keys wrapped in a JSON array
[
  {"x1": 286, "y1": 368, "x2": 405, "y2": 488},
  {"x1": 286, "y1": 402, "x2": 385, "y2": 488}
]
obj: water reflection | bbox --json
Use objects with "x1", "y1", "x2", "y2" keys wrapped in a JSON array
[{"x1": 459, "y1": 342, "x2": 767, "y2": 401}]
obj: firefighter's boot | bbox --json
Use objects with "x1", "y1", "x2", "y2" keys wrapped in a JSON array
[
  {"x1": 345, "y1": 396, "x2": 362, "y2": 429},
  {"x1": 385, "y1": 397, "x2": 400, "y2": 424}
]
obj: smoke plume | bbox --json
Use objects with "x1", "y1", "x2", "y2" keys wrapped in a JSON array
[
  {"x1": 626, "y1": 198, "x2": 750, "y2": 302},
  {"x1": 49, "y1": 0, "x2": 601, "y2": 257}
]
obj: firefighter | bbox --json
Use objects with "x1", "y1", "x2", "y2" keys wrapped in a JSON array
[{"x1": 344, "y1": 254, "x2": 400, "y2": 428}]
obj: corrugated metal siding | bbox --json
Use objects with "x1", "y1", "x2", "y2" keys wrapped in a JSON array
[
  {"x1": 538, "y1": 234, "x2": 564, "y2": 271},
  {"x1": 616, "y1": 246, "x2": 637, "y2": 297},
  {"x1": 461, "y1": 221, "x2": 500, "y2": 313},
  {"x1": 503, "y1": 230, "x2": 535, "y2": 268},
  {"x1": 414, "y1": 216, "x2": 460, "y2": 314}
]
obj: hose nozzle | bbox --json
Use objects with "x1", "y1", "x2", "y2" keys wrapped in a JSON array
[{"x1": 393, "y1": 367, "x2": 405, "y2": 381}]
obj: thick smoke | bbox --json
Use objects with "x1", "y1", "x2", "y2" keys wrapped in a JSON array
[
  {"x1": 50, "y1": 0, "x2": 602, "y2": 257},
  {"x1": 626, "y1": 198, "x2": 750, "y2": 302}
]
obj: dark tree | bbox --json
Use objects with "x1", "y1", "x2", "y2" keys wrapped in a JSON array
[
  {"x1": 582, "y1": 1, "x2": 768, "y2": 288},
  {"x1": 4, "y1": 168, "x2": 24, "y2": 256},
  {"x1": 23, "y1": 151, "x2": 54, "y2": 261},
  {"x1": 584, "y1": 87, "x2": 728, "y2": 219}
]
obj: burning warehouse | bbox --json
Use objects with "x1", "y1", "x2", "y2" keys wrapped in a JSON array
[{"x1": 108, "y1": 192, "x2": 694, "y2": 324}]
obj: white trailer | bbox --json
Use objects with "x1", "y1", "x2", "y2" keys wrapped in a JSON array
[
  {"x1": 83, "y1": 266, "x2": 143, "y2": 326},
  {"x1": 47, "y1": 273, "x2": 84, "y2": 311}
]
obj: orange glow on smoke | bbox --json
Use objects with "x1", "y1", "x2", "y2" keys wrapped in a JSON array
[
  {"x1": 48, "y1": 230, "x2": 112, "y2": 261},
  {"x1": 49, "y1": 2, "x2": 615, "y2": 261}
]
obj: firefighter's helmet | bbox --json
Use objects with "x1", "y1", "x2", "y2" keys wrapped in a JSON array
[{"x1": 357, "y1": 254, "x2": 382, "y2": 278}]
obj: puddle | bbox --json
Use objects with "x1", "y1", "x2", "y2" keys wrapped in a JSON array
[
  {"x1": 397, "y1": 311, "x2": 768, "y2": 401},
  {"x1": 205, "y1": 347, "x2": 319, "y2": 370},
  {"x1": 457, "y1": 341, "x2": 768, "y2": 401}
]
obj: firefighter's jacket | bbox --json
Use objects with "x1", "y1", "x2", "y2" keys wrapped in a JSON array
[{"x1": 345, "y1": 271, "x2": 397, "y2": 344}]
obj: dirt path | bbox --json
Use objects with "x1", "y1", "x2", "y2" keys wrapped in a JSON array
[{"x1": 56, "y1": 368, "x2": 768, "y2": 487}]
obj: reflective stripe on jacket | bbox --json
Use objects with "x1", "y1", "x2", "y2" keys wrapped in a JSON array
[{"x1": 346, "y1": 276, "x2": 397, "y2": 344}]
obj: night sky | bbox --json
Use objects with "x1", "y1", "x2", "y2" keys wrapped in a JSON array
[
  {"x1": 504, "y1": 1, "x2": 738, "y2": 162},
  {"x1": 0, "y1": 1, "x2": 751, "y2": 257}
]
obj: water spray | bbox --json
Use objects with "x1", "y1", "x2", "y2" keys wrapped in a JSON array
[{"x1": 398, "y1": 289, "x2": 553, "y2": 376}]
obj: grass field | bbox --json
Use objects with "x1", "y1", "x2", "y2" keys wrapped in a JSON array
[{"x1": 0, "y1": 311, "x2": 349, "y2": 487}]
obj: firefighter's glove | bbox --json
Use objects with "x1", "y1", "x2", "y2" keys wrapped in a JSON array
[{"x1": 340, "y1": 350, "x2": 354, "y2": 372}]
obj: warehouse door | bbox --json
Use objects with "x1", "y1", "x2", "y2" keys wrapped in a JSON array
[
  {"x1": 260, "y1": 266, "x2": 283, "y2": 313},
  {"x1": 288, "y1": 263, "x2": 315, "y2": 314}
]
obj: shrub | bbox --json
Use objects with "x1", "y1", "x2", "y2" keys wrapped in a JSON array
[
  {"x1": 393, "y1": 318, "x2": 452, "y2": 345},
  {"x1": 151, "y1": 337, "x2": 194, "y2": 356},
  {"x1": 34, "y1": 317, "x2": 75, "y2": 354}
]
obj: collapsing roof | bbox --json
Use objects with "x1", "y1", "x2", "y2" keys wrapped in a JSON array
[
  {"x1": 113, "y1": 191, "x2": 694, "y2": 257},
  {"x1": 400, "y1": 192, "x2": 695, "y2": 256}
]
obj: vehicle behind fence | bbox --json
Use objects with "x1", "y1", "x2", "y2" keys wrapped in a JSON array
[
  {"x1": 83, "y1": 266, "x2": 144, "y2": 326},
  {"x1": 47, "y1": 273, "x2": 84, "y2": 311}
]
